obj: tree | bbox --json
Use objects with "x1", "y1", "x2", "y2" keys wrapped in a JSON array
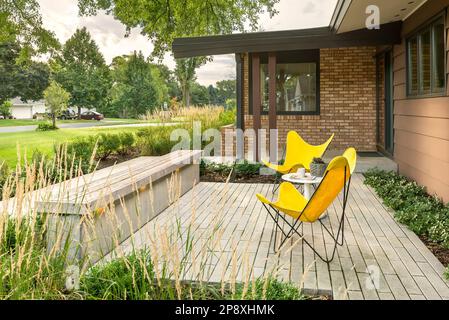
[
  {"x1": 18, "y1": 62, "x2": 50, "y2": 102},
  {"x1": 216, "y1": 80, "x2": 236, "y2": 108},
  {"x1": 77, "y1": 0, "x2": 279, "y2": 58},
  {"x1": 0, "y1": 42, "x2": 20, "y2": 104},
  {"x1": 109, "y1": 52, "x2": 167, "y2": 118},
  {"x1": 0, "y1": 42, "x2": 50, "y2": 104},
  {"x1": 0, "y1": 0, "x2": 59, "y2": 60},
  {"x1": 54, "y1": 28, "x2": 111, "y2": 118},
  {"x1": 175, "y1": 57, "x2": 207, "y2": 107},
  {"x1": 43, "y1": 81, "x2": 71, "y2": 128},
  {"x1": 152, "y1": 63, "x2": 181, "y2": 100},
  {"x1": 207, "y1": 85, "x2": 219, "y2": 105},
  {"x1": 0, "y1": 101, "x2": 12, "y2": 119},
  {"x1": 190, "y1": 83, "x2": 210, "y2": 106}
]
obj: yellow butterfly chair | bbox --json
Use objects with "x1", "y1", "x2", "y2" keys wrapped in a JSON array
[
  {"x1": 257, "y1": 148, "x2": 357, "y2": 263},
  {"x1": 263, "y1": 131, "x2": 334, "y2": 194}
]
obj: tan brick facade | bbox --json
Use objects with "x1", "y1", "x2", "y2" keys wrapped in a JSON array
[{"x1": 221, "y1": 47, "x2": 378, "y2": 157}]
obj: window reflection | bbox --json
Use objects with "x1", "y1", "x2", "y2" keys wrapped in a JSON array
[{"x1": 260, "y1": 63, "x2": 317, "y2": 113}]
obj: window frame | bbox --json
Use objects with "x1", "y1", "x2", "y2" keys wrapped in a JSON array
[
  {"x1": 406, "y1": 13, "x2": 447, "y2": 98},
  {"x1": 249, "y1": 50, "x2": 321, "y2": 116}
]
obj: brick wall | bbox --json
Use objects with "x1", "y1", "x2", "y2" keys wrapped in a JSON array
[{"x1": 225, "y1": 47, "x2": 378, "y2": 157}]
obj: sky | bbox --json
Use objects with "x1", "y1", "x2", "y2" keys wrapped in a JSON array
[{"x1": 38, "y1": 0, "x2": 338, "y2": 86}]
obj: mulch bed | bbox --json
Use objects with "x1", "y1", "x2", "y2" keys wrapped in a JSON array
[
  {"x1": 200, "y1": 172, "x2": 277, "y2": 184},
  {"x1": 419, "y1": 236, "x2": 449, "y2": 267}
]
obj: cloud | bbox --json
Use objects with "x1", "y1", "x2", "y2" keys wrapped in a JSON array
[
  {"x1": 37, "y1": 0, "x2": 338, "y2": 86},
  {"x1": 302, "y1": 1, "x2": 317, "y2": 14}
]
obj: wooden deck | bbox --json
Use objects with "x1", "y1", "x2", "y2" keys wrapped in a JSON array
[{"x1": 111, "y1": 174, "x2": 449, "y2": 300}]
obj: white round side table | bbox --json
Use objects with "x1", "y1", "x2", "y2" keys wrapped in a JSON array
[{"x1": 281, "y1": 173, "x2": 327, "y2": 219}]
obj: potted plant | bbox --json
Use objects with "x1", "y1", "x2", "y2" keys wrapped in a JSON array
[{"x1": 310, "y1": 157, "x2": 327, "y2": 177}]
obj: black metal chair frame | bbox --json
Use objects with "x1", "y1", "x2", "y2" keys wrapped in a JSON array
[{"x1": 262, "y1": 167, "x2": 351, "y2": 264}]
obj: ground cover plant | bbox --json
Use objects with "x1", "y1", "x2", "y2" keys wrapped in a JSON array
[
  {"x1": 200, "y1": 160, "x2": 277, "y2": 184},
  {"x1": 364, "y1": 169, "x2": 449, "y2": 277}
]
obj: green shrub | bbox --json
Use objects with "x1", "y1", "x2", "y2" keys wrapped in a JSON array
[
  {"x1": 364, "y1": 169, "x2": 449, "y2": 248},
  {"x1": 219, "y1": 107, "x2": 236, "y2": 126},
  {"x1": 235, "y1": 160, "x2": 262, "y2": 176},
  {"x1": 136, "y1": 126, "x2": 178, "y2": 156},
  {"x1": 36, "y1": 122, "x2": 58, "y2": 131},
  {"x1": 65, "y1": 137, "x2": 96, "y2": 163},
  {"x1": 81, "y1": 250, "x2": 156, "y2": 300},
  {"x1": 60, "y1": 137, "x2": 97, "y2": 174},
  {"x1": 201, "y1": 160, "x2": 262, "y2": 180},
  {"x1": 118, "y1": 132, "x2": 135, "y2": 155},
  {"x1": 96, "y1": 133, "x2": 121, "y2": 160},
  {"x1": 0, "y1": 101, "x2": 12, "y2": 118}
]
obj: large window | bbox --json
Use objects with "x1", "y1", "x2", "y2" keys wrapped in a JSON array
[
  {"x1": 251, "y1": 50, "x2": 320, "y2": 115},
  {"x1": 260, "y1": 63, "x2": 318, "y2": 113},
  {"x1": 407, "y1": 16, "x2": 446, "y2": 97}
]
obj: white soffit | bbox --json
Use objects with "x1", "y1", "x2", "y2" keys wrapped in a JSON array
[{"x1": 336, "y1": 0, "x2": 428, "y2": 33}]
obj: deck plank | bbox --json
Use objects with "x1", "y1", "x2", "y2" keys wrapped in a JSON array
[{"x1": 108, "y1": 174, "x2": 449, "y2": 300}]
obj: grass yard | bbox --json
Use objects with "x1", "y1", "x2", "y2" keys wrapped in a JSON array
[
  {"x1": 0, "y1": 118, "x2": 152, "y2": 128},
  {"x1": 0, "y1": 126, "x2": 144, "y2": 167},
  {"x1": 0, "y1": 119, "x2": 48, "y2": 127}
]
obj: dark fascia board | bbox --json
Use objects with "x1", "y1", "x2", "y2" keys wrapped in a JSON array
[{"x1": 172, "y1": 22, "x2": 402, "y2": 58}]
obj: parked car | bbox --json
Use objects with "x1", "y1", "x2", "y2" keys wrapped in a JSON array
[
  {"x1": 80, "y1": 111, "x2": 104, "y2": 121},
  {"x1": 58, "y1": 109, "x2": 77, "y2": 120}
]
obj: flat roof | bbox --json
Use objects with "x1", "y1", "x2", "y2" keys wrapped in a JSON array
[{"x1": 172, "y1": 22, "x2": 402, "y2": 58}]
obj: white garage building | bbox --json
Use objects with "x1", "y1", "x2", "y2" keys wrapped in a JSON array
[
  {"x1": 9, "y1": 98, "x2": 94, "y2": 119},
  {"x1": 10, "y1": 97, "x2": 46, "y2": 119}
]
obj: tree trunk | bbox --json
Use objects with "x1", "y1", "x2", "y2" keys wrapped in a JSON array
[
  {"x1": 186, "y1": 87, "x2": 190, "y2": 108},
  {"x1": 52, "y1": 114, "x2": 56, "y2": 128},
  {"x1": 78, "y1": 106, "x2": 81, "y2": 119}
]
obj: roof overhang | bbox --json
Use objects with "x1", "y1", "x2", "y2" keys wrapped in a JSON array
[
  {"x1": 172, "y1": 22, "x2": 402, "y2": 59},
  {"x1": 331, "y1": 0, "x2": 427, "y2": 33}
]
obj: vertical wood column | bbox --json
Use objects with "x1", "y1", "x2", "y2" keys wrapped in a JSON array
[
  {"x1": 252, "y1": 53, "x2": 261, "y2": 161},
  {"x1": 268, "y1": 53, "x2": 277, "y2": 130},
  {"x1": 268, "y1": 53, "x2": 277, "y2": 162}
]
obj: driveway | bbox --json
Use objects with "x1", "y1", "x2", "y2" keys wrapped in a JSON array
[{"x1": 0, "y1": 121, "x2": 179, "y2": 133}]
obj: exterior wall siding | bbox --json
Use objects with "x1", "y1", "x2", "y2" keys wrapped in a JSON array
[{"x1": 393, "y1": 3, "x2": 449, "y2": 203}]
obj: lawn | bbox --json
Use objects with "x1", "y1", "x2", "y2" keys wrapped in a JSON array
[
  {"x1": 0, "y1": 126, "x2": 144, "y2": 167},
  {"x1": 0, "y1": 119, "x2": 48, "y2": 127},
  {"x1": 0, "y1": 118, "x2": 151, "y2": 128}
]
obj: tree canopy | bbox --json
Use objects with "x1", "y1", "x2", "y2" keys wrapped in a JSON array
[
  {"x1": 0, "y1": 0, "x2": 59, "y2": 60},
  {"x1": 77, "y1": 0, "x2": 279, "y2": 58},
  {"x1": 54, "y1": 27, "x2": 111, "y2": 116},
  {"x1": 109, "y1": 52, "x2": 168, "y2": 118},
  {"x1": 0, "y1": 42, "x2": 50, "y2": 104}
]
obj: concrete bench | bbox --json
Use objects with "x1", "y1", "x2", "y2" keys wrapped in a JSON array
[{"x1": 36, "y1": 150, "x2": 202, "y2": 264}]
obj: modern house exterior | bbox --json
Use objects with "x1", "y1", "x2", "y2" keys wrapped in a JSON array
[{"x1": 172, "y1": 0, "x2": 449, "y2": 203}]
